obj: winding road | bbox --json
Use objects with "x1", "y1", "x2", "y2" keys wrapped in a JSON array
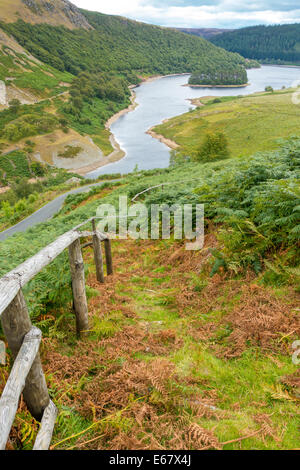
[{"x1": 0, "y1": 181, "x2": 117, "y2": 242}]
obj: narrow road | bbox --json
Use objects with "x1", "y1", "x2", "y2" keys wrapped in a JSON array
[{"x1": 0, "y1": 181, "x2": 117, "y2": 242}]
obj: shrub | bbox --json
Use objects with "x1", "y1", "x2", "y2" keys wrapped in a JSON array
[
  {"x1": 9, "y1": 99, "x2": 21, "y2": 113},
  {"x1": 31, "y1": 162, "x2": 45, "y2": 176},
  {"x1": 2, "y1": 113, "x2": 58, "y2": 142},
  {"x1": 197, "y1": 132, "x2": 230, "y2": 162}
]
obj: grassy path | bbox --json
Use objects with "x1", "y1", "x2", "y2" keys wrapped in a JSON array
[{"x1": 2, "y1": 236, "x2": 298, "y2": 450}]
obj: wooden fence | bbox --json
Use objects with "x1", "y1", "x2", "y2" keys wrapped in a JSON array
[{"x1": 0, "y1": 218, "x2": 113, "y2": 450}]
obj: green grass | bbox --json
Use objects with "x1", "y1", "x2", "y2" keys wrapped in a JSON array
[
  {"x1": 58, "y1": 145, "x2": 82, "y2": 159},
  {"x1": 154, "y1": 88, "x2": 300, "y2": 160},
  {"x1": 0, "y1": 150, "x2": 31, "y2": 181},
  {"x1": 28, "y1": 235, "x2": 296, "y2": 450},
  {"x1": 57, "y1": 95, "x2": 130, "y2": 154},
  {"x1": 0, "y1": 163, "x2": 87, "y2": 230},
  {"x1": 14, "y1": 70, "x2": 61, "y2": 95},
  {"x1": 92, "y1": 129, "x2": 114, "y2": 156},
  {"x1": 172, "y1": 345, "x2": 298, "y2": 449}
]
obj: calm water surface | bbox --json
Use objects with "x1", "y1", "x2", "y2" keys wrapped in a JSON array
[{"x1": 87, "y1": 65, "x2": 300, "y2": 177}]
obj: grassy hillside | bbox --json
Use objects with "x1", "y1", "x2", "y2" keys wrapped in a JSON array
[
  {"x1": 0, "y1": 39, "x2": 131, "y2": 159},
  {"x1": 1, "y1": 138, "x2": 299, "y2": 276},
  {"x1": 211, "y1": 24, "x2": 300, "y2": 65},
  {"x1": 0, "y1": 138, "x2": 299, "y2": 449},
  {"x1": 0, "y1": 26, "x2": 130, "y2": 202},
  {"x1": 152, "y1": 88, "x2": 300, "y2": 161},
  {"x1": 1, "y1": 10, "x2": 251, "y2": 78},
  {"x1": 0, "y1": 41, "x2": 125, "y2": 228},
  {"x1": 0, "y1": 38, "x2": 72, "y2": 94}
]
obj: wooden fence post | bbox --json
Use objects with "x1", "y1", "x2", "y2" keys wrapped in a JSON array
[
  {"x1": 68, "y1": 239, "x2": 89, "y2": 336},
  {"x1": 92, "y1": 220, "x2": 104, "y2": 284},
  {"x1": 0, "y1": 291, "x2": 50, "y2": 421},
  {"x1": 33, "y1": 400, "x2": 58, "y2": 450},
  {"x1": 104, "y1": 238, "x2": 113, "y2": 276}
]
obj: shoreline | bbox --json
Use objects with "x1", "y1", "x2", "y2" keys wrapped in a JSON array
[
  {"x1": 73, "y1": 73, "x2": 249, "y2": 176},
  {"x1": 105, "y1": 87, "x2": 138, "y2": 128},
  {"x1": 75, "y1": 88, "x2": 138, "y2": 176},
  {"x1": 261, "y1": 63, "x2": 300, "y2": 69},
  {"x1": 147, "y1": 124, "x2": 179, "y2": 151},
  {"x1": 183, "y1": 82, "x2": 250, "y2": 88},
  {"x1": 140, "y1": 72, "x2": 191, "y2": 84},
  {"x1": 77, "y1": 74, "x2": 191, "y2": 176},
  {"x1": 188, "y1": 97, "x2": 205, "y2": 107},
  {"x1": 74, "y1": 134, "x2": 126, "y2": 176}
]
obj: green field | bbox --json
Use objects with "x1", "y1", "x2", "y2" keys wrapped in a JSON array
[{"x1": 153, "y1": 89, "x2": 300, "y2": 160}]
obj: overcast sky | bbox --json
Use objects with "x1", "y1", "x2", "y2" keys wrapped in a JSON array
[{"x1": 72, "y1": 0, "x2": 300, "y2": 29}]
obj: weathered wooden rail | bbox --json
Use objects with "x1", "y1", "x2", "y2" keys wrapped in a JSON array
[{"x1": 0, "y1": 218, "x2": 113, "y2": 450}]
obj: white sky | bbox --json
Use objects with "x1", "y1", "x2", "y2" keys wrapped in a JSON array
[{"x1": 72, "y1": 0, "x2": 300, "y2": 28}]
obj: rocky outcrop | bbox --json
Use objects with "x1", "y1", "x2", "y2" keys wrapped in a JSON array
[
  {"x1": 18, "y1": 0, "x2": 93, "y2": 30},
  {"x1": 60, "y1": 0, "x2": 93, "y2": 30},
  {"x1": 22, "y1": 0, "x2": 42, "y2": 14}
]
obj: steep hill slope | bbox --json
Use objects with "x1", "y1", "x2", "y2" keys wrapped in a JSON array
[
  {"x1": 0, "y1": 0, "x2": 92, "y2": 30},
  {"x1": 1, "y1": 7, "x2": 250, "y2": 77},
  {"x1": 211, "y1": 24, "x2": 300, "y2": 64}
]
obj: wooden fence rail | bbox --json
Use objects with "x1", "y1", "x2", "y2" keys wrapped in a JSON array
[
  {"x1": 0, "y1": 218, "x2": 113, "y2": 450},
  {"x1": 0, "y1": 327, "x2": 42, "y2": 450}
]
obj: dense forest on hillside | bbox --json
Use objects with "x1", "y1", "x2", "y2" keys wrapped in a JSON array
[
  {"x1": 211, "y1": 24, "x2": 300, "y2": 64},
  {"x1": 1, "y1": 10, "x2": 250, "y2": 82}
]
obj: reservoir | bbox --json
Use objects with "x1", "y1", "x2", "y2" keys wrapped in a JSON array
[
  {"x1": 1, "y1": 65, "x2": 299, "y2": 239},
  {"x1": 87, "y1": 65, "x2": 300, "y2": 177}
]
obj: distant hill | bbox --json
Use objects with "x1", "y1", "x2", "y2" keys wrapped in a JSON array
[
  {"x1": 211, "y1": 24, "x2": 300, "y2": 64},
  {"x1": 0, "y1": 0, "x2": 92, "y2": 30},
  {"x1": 175, "y1": 28, "x2": 235, "y2": 40},
  {"x1": 0, "y1": 0, "x2": 254, "y2": 177},
  {"x1": 1, "y1": 5, "x2": 250, "y2": 78}
]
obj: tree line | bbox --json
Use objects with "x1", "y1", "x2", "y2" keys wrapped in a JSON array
[
  {"x1": 211, "y1": 24, "x2": 300, "y2": 64},
  {"x1": 189, "y1": 64, "x2": 248, "y2": 86}
]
